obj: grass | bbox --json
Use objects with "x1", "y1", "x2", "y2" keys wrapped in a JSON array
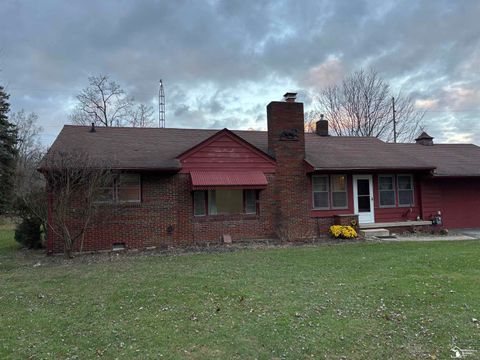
[{"x1": 0, "y1": 229, "x2": 479, "y2": 359}]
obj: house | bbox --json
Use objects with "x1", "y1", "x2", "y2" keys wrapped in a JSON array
[{"x1": 43, "y1": 93, "x2": 480, "y2": 254}]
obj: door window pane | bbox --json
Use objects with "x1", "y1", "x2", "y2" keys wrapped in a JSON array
[
  {"x1": 356, "y1": 178, "x2": 371, "y2": 212},
  {"x1": 358, "y1": 195, "x2": 371, "y2": 212},
  {"x1": 357, "y1": 179, "x2": 370, "y2": 196}
]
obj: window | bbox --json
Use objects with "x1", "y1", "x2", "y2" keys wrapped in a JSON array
[
  {"x1": 245, "y1": 189, "x2": 257, "y2": 214},
  {"x1": 193, "y1": 189, "x2": 258, "y2": 216},
  {"x1": 378, "y1": 175, "x2": 395, "y2": 207},
  {"x1": 117, "y1": 174, "x2": 141, "y2": 202},
  {"x1": 312, "y1": 175, "x2": 348, "y2": 209},
  {"x1": 312, "y1": 176, "x2": 329, "y2": 209},
  {"x1": 331, "y1": 175, "x2": 348, "y2": 209},
  {"x1": 194, "y1": 191, "x2": 206, "y2": 216},
  {"x1": 97, "y1": 173, "x2": 141, "y2": 203},
  {"x1": 397, "y1": 175, "x2": 414, "y2": 206}
]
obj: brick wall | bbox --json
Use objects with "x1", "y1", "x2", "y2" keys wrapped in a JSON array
[
  {"x1": 267, "y1": 101, "x2": 317, "y2": 241},
  {"x1": 48, "y1": 173, "x2": 278, "y2": 253}
]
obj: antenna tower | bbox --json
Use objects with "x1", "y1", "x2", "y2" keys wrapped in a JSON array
[{"x1": 159, "y1": 79, "x2": 165, "y2": 128}]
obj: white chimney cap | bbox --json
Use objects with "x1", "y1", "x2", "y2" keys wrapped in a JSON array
[{"x1": 283, "y1": 92, "x2": 297, "y2": 102}]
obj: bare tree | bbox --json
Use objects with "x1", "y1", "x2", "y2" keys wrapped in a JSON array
[
  {"x1": 311, "y1": 68, "x2": 424, "y2": 142},
  {"x1": 129, "y1": 103, "x2": 155, "y2": 127},
  {"x1": 39, "y1": 151, "x2": 114, "y2": 258},
  {"x1": 70, "y1": 75, "x2": 134, "y2": 127},
  {"x1": 11, "y1": 110, "x2": 46, "y2": 214},
  {"x1": 304, "y1": 110, "x2": 317, "y2": 133},
  {"x1": 10, "y1": 110, "x2": 43, "y2": 161}
]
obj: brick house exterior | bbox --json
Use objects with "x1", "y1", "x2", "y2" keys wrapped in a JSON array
[{"x1": 43, "y1": 94, "x2": 480, "y2": 254}]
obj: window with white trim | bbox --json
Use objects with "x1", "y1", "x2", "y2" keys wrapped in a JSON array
[
  {"x1": 312, "y1": 175, "x2": 349, "y2": 210},
  {"x1": 312, "y1": 175, "x2": 329, "y2": 209},
  {"x1": 397, "y1": 175, "x2": 414, "y2": 206},
  {"x1": 97, "y1": 173, "x2": 141, "y2": 203},
  {"x1": 193, "y1": 189, "x2": 258, "y2": 216},
  {"x1": 378, "y1": 175, "x2": 396, "y2": 207}
]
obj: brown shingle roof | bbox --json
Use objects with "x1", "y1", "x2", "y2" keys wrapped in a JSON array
[
  {"x1": 44, "y1": 125, "x2": 480, "y2": 176},
  {"x1": 304, "y1": 134, "x2": 433, "y2": 171},
  {"x1": 44, "y1": 126, "x2": 269, "y2": 170},
  {"x1": 390, "y1": 143, "x2": 480, "y2": 176}
]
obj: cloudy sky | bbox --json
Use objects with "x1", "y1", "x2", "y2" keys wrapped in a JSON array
[{"x1": 1, "y1": 0, "x2": 479, "y2": 145}]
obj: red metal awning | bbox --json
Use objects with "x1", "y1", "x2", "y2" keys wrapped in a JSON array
[{"x1": 190, "y1": 170, "x2": 268, "y2": 189}]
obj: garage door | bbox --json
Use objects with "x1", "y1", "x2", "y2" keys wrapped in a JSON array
[{"x1": 440, "y1": 178, "x2": 480, "y2": 229}]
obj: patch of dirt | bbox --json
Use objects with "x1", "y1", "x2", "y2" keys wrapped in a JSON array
[{"x1": 15, "y1": 238, "x2": 367, "y2": 267}]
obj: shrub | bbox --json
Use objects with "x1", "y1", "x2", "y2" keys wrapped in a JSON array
[
  {"x1": 330, "y1": 225, "x2": 357, "y2": 239},
  {"x1": 15, "y1": 217, "x2": 43, "y2": 248}
]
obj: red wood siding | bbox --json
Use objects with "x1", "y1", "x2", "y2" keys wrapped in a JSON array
[
  {"x1": 421, "y1": 178, "x2": 480, "y2": 228},
  {"x1": 373, "y1": 174, "x2": 422, "y2": 222},
  {"x1": 179, "y1": 132, "x2": 276, "y2": 173},
  {"x1": 419, "y1": 178, "x2": 442, "y2": 221},
  {"x1": 309, "y1": 173, "x2": 423, "y2": 222}
]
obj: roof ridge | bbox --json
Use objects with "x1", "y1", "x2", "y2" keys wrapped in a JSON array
[{"x1": 62, "y1": 124, "x2": 268, "y2": 133}]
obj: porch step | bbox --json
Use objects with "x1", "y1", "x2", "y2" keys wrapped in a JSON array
[
  {"x1": 360, "y1": 228, "x2": 390, "y2": 238},
  {"x1": 360, "y1": 220, "x2": 432, "y2": 229}
]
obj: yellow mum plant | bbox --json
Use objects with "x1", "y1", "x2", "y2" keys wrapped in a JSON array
[{"x1": 330, "y1": 225, "x2": 357, "y2": 239}]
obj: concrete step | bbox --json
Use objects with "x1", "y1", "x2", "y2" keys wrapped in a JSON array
[{"x1": 360, "y1": 228, "x2": 390, "y2": 238}]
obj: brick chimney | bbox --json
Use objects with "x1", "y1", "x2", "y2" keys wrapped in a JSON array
[
  {"x1": 266, "y1": 93, "x2": 314, "y2": 241},
  {"x1": 315, "y1": 114, "x2": 328, "y2": 136},
  {"x1": 267, "y1": 92, "x2": 305, "y2": 159},
  {"x1": 415, "y1": 131, "x2": 434, "y2": 146}
]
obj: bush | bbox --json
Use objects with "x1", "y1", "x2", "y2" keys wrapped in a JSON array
[
  {"x1": 330, "y1": 225, "x2": 357, "y2": 239},
  {"x1": 15, "y1": 218, "x2": 43, "y2": 248}
]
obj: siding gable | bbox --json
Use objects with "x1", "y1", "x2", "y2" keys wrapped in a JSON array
[{"x1": 178, "y1": 129, "x2": 276, "y2": 173}]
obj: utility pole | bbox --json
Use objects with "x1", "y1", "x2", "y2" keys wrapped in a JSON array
[
  {"x1": 159, "y1": 79, "x2": 165, "y2": 128},
  {"x1": 392, "y1": 96, "x2": 397, "y2": 143}
]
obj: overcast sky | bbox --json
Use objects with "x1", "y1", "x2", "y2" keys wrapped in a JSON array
[{"x1": 1, "y1": 0, "x2": 479, "y2": 145}]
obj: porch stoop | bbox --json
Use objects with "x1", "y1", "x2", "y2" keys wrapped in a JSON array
[{"x1": 360, "y1": 220, "x2": 432, "y2": 229}]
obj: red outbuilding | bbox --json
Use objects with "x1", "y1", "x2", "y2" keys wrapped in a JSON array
[{"x1": 43, "y1": 94, "x2": 480, "y2": 254}]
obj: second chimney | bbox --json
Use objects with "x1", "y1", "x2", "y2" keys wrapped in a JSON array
[{"x1": 315, "y1": 114, "x2": 328, "y2": 136}]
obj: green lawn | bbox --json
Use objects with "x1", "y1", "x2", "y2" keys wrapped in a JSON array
[{"x1": 0, "y1": 229, "x2": 479, "y2": 359}]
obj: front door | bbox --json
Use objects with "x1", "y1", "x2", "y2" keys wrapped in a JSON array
[{"x1": 353, "y1": 175, "x2": 375, "y2": 224}]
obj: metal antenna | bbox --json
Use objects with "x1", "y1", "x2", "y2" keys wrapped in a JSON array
[
  {"x1": 392, "y1": 96, "x2": 396, "y2": 143},
  {"x1": 159, "y1": 79, "x2": 165, "y2": 128}
]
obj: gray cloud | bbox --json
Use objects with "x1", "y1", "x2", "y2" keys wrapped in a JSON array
[{"x1": 1, "y1": 0, "x2": 479, "y2": 144}]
